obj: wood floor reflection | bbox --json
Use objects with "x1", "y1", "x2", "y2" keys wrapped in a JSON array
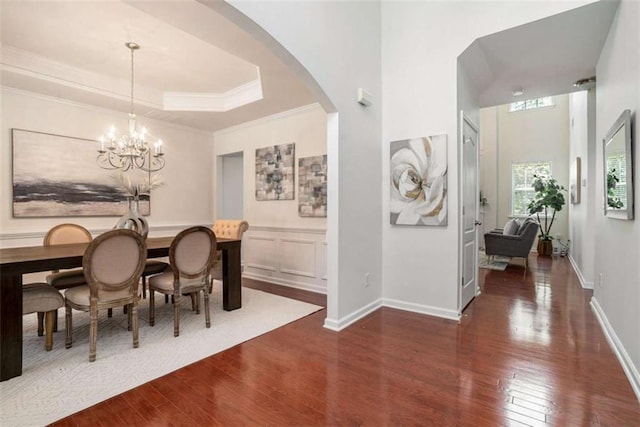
[{"x1": 52, "y1": 257, "x2": 640, "y2": 426}]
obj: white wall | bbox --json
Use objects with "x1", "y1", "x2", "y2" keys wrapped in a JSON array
[
  {"x1": 212, "y1": 104, "x2": 328, "y2": 293},
  {"x1": 381, "y1": 2, "x2": 586, "y2": 316},
  {"x1": 225, "y1": 0, "x2": 383, "y2": 328},
  {"x1": 593, "y1": 0, "x2": 640, "y2": 399},
  {"x1": 568, "y1": 90, "x2": 596, "y2": 288},
  {"x1": 487, "y1": 96, "x2": 570, "y2": 242},
  {"x1": 480, "y1": 97, "x2": 572, "y2": 248},
  {"x1": 213, "y1": 104, "x2": 327, "y2": 229},
  {"x1": 218, "y1": 152, "x2": 244, "y2": 219},
  {"x1": 479, "y1": 107, "x2": 498, "y2": 236},
  {"x1": 0, "y1": 88, "x2": 214, "y2": 247}
]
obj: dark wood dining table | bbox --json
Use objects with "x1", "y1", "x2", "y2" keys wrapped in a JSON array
[{"x1": 0, "y1": 236, "x2": 242, "y2": 382}]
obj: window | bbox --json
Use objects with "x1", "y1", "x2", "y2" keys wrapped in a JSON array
[
  {"x1": 512, "y1": 161, "x2": 552, "y2": 216},
  {"x1": 607, "y1": 153, "x2": 627, "y2": 206},
  {"x1": 510, "y1": 97, "x2": 554, "y2": 112}
]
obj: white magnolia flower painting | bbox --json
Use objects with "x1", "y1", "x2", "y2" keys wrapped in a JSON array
[{"x1": 390, "y1": 135, "x2": 448, "y2": 226}]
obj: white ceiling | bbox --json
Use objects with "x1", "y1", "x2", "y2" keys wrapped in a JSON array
[
  {"x1": 460, "y1": 0, "x2": 618, "y2": 107},
  {"x1": 1, "y1": 1, "x2": 620, "y2": 131},
  {"x1": 0, "y1": 0, "x2": 317, "y2": 132}
]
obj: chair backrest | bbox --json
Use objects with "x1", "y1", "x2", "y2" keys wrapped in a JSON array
[
  {"x1": 520, "y1": 221, "x2": 540, "y2": 245},
  {"x1": 44, "y1": 223, "x2": 92, "y2": 246},
  {"x1": 170, "y1": 226, "x2": 217, "y2": 281},
  {"x1": 212, "y1": 220, "x2": 249, "y2": 240},
  {"x1": 82, "y1": 229, "x2": 146, "y2": 300},
  {"x1": 519, "y1": 220, "x2": 539, "y2": 235}
]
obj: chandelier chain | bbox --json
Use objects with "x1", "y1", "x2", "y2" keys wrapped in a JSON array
[
  {"x1": 130, "y1": 44, "x2": 134, "y2": 116},
  {"x1": 96, "y1": 42, "x2": 165, "y2": 173}
]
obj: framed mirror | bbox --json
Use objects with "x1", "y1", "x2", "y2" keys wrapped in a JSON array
[{"x1": 603, "y1": 109, "x2": 633, "y2": 219}]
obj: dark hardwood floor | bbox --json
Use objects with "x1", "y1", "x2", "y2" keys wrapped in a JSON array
[{"x1": 52, "y1": 255, "x2": 640, "y2": 426}]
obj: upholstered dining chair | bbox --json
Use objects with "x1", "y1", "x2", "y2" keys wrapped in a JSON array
[
  {"x1": 148, "y1": 226, "x2": 216, "y2": 337},
  {"x1": 141, "y1": 260, "x2": 169, "y2": 299},
  {"x1": 44, "y1": 223, "x2": 93, "y2": 289},
  {"x1": 64, "y1": 229, "x2": 146, "y2": 362},
  {"x1": 210, "y1": 220, "x2": 249, "y2": 283},
  {"x1": 43, "y1": 223, "x2": 92, "y2": 331},
  {"x1": 23, "y1": 283, "x2": 64, "y2": 351}
]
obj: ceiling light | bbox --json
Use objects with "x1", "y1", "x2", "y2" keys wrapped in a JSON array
[
  {"x1": 512, "y1": 88, "x2": 525, "y2": 97},
  {"x1": 573, "y1": 76, "x2": 596, "y2": 89},
  {"x1": 97, "y1": 42, "x2": 165, "y2": 172}
]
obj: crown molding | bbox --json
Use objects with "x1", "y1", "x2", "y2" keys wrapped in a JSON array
[
  {"x1": 1, "y1": 45, "x2": 163, "y2": 109},
  {"x1": 163, "y1": 75, "x2": 263, "y2": 112},
  {"x1": 1, "y1": 86, "x2": 214, "y2": 138},
  {"x1": 2, "y1": 45, "x2": 263, "y2": 115},
  {"x1": 213, "y1": 102, "x2": 323, "y2": 136}
]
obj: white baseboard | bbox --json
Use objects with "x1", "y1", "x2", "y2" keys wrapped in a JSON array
[
  {"x1": 382, "y1": 297, "x2": 460, "y2": 321},
  {"x1": 590, "y1": 297, "x2": 640, "y2": 402},
  {"x1": 322, "y1": 296, "x2": 460, "y2": 332},
  {"x1": 323, "y1": 298, "x2": 383, "y2": 331},
  {"x1": 568, "y1": 255, "x2": 594, "y2": 289},
  {"x1": 243, "y1": 271, "x2": 326, "y2": 295}
]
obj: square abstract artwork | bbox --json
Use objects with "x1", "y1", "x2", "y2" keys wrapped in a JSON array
[
  {"x1": 255, "y1": 143, "x2": 295, "y2": 200},
  {"x1": 390, "y1": 135, "x2": 447, "y2": 226},
  {"x1": 298, "y1": 155, "x2": 327, "y2": 217}
]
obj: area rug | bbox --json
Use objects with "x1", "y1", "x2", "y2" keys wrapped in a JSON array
[
  {"x1": 0, "y1": 285, "x2": 322, "y2": 426},
  {"x1": 479, "y1": 251, "x2": 511, "y2": 271}
]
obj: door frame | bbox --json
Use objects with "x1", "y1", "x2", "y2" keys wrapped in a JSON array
[
  {"x1": 458, "y1": 110, "x2": 480, "y2": 315},
  {"x1": 216, "y1": 151, "x2": 244, "y2": 220}
]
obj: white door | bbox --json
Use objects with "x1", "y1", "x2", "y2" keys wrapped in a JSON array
[
  {"x1": 218, "y1": 152, "x2": 244, "y2": 219},
  {"x1": 460, "y1": 112, "x2": 480, "y2": 312}
]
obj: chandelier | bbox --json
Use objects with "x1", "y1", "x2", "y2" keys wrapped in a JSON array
[{"x1": 97, "y1": 42, "x2": 165, "y2": 172}]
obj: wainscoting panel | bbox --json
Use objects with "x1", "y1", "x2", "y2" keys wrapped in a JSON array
[
  {"x1": 318, "y1": 241, "x2": 328, "y2": 281},
  {"x1": 242, "y1": 226, "x2": 327, "y2": 294},
  {"x1": 244, "y1": 236, "x2": 277, "y2": 272},
  {"x1": 279, "y1": 238, "x2": 316, "y2": 277}
]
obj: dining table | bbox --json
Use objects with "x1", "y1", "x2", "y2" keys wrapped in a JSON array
[{"x1": 0, "y1": 235, "x2": 242, "y2": 382}]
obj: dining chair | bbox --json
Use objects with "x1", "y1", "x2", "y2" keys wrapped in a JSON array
[
  {"x1": 44, "y1": 223, "x2": 93, "y2": 331},
  {"x1": 23, "y1": 283, "x2": 64, "y2": 351},
  {"x1": 64, "y1": 229, "x2": 146, "y2": 362},
  {"x1": 210, "y1": 220, "x2": 249, "y2": 284},
  {"x1": 44, "y1": 223, "x2": 93, "y2": 289},
  {"x1": 148, "y1": 226, "x2": 216, "y2": 337},
  {"x1": 141, "y1": 260, "x2": 169, "y2": 299}
]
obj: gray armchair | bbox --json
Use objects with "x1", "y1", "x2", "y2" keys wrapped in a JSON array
[{"x1": 484, "y1": 220, "x2": 539, "y2": 269}]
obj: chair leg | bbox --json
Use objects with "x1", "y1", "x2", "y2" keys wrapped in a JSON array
[
  {"x1": 53, "y1": 309, "x2": 58, "y2": 332},
  {"x1": 149, "y1": 289, "x2": 155, "y2": 326},
  {"x1": 190, "y1": 293, "x2": 197, "y2": 312},
  {"x1": 45, "y1": 310, "x2": 55, "y2": 351},
  {"x1": 142, "y1": 275, "x2": 147, "y2": 299},
  {"x1": 165, "y1": 294, "x2": 169, "y2": 304},
  {"x1": 107, "y1": 308, "x2": 113, "y2": 318},
  {"x1": 203, "y1": 289, "x2": 211, "y2": 328},
  {"x1": 173, "y1": 292, "x2": 180, "y2": 337},
  {"x1": 37, "y1": 312, "x2": 45, "y2": 337},
  {"x1": 193, "y1": 293, "x2": 200, "y2": 314},
  {"x1": 65, "y1": 304, "x2": 73, "y2": 349},
  {"x1": 132, "y1": 302, "x2": 139, "y2": 349},
  {"x1": 89, "y1": 305, "x2": 98, "y2": 362},
  {"x1": 127, "y1": 303, "x2": 132, "y2": 331}
]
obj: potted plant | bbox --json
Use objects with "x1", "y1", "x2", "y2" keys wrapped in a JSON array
[{"x1": 527, "y1": 175, "x2": 566, "y2": 256}]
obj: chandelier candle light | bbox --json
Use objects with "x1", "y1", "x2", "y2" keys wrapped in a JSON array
[{"x1": 97, "y1": 42, "x2": 165, "y2": 172}]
